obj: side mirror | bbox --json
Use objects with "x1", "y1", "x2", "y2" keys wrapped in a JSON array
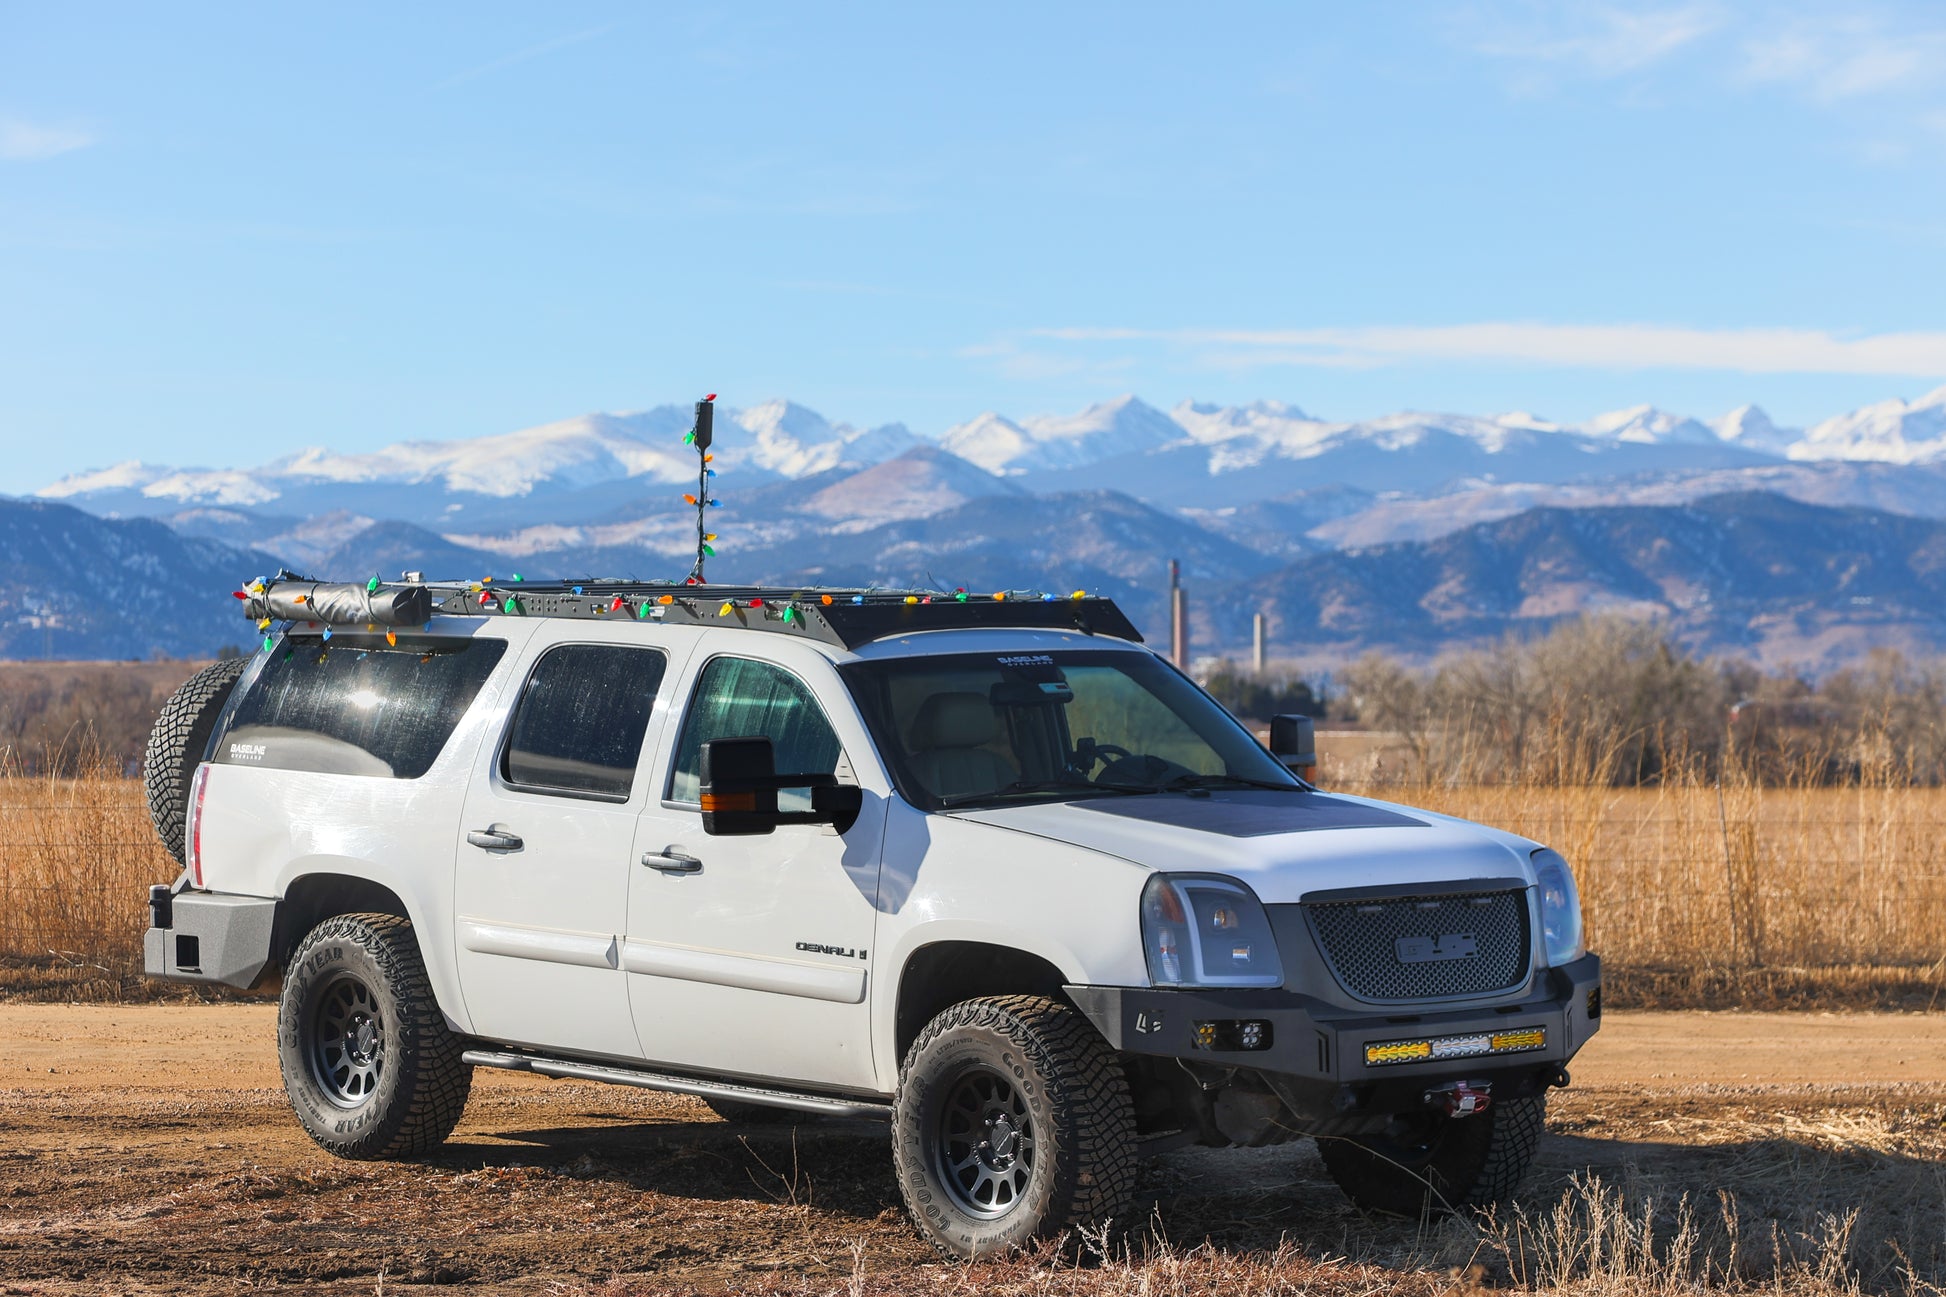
[
  {"x1": 1269, "y1": 714, "x2": 1318, "y2": 784},
  {"x1": 699, "y1": 737, "x2": 862, "y2": 836}
]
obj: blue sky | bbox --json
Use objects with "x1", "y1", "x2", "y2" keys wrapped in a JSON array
[{"x1": 3, "y1": 3, "x2": 1945, "y2": 493}]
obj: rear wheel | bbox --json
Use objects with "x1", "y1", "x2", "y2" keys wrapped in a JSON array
[
  {"x1": 891, "y1": 995, "x2": 1137, "y2": 1260},
  {"x1": 1318, "y1": 1094, "x2": 1545, "y2": 1217},
  {"x1": 278, "y1": 913, "x2": 472, "y2": 1160}
]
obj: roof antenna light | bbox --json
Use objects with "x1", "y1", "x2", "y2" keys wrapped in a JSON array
[{"x1": 685, "y1": 394, "x2": 717, "y2": 584}]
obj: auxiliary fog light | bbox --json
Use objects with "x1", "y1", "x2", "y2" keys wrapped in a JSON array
[
  {"x1": 1364, "y1": 1025, "x2": 1547, "y2": 1068},
  {"x1": 1192, "y1": 1020, "x2": 1274, "y2": 1052}
]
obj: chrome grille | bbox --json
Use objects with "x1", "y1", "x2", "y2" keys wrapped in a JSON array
[{"x1": 1305, "y1": 889, "x2": 1530, "y2": 1002}]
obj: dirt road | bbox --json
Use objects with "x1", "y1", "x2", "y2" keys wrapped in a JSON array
[{"x1": 3, "y1": 1007, "x2": 1942, "y2": 1294}]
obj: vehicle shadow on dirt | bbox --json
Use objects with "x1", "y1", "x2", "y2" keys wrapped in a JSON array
[{"x1": 431, "y1": 1104, "x2": 1945, "y2": 1291}]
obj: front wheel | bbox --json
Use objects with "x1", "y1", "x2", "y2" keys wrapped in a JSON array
[
  {"x1": 278, "y1": 913, "x2": 473, "y2": 1160},
  {"x1": 1318, "y1": 1093, "x2": 1546, "y2": 1217},
  {"x1": 891, "y1": 995, "x2": 1137, "y2": 1261}
]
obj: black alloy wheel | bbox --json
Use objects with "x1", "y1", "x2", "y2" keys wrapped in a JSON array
[
  {"x1": 308, "y1": 972, "x2": 387, "y2": 1108},
  {"x1": 931, "y1": 1065, "x2": 1038, "y2": 1219}
]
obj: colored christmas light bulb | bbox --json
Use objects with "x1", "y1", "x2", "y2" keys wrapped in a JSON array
[
  {"x1": 611, "y1": 596, "x2": 625, "y2": 611},
  {"x1": 683, "y1": 493, "x2": 699, "y2": 505},
  {"x1": 322, "y1": 627, "x2": 333, "y2": 641},
  {"x1": 702, "y1": 544, "x2": 716, "y2": 557},
  {"x1": 367, "y1": 575, "x2": 380, "y2": 594},
  {"x1": 386, "y1": 630, "x2": 397, "y2": 646},
  {"x1": 782, "y1": 607, "x2": 796, "y2": 624},
  {"x1": 993, "y1": 591, "x2": 1007, "y2": 600},
  {"x1": 851, "y1": 595, "x2": 864, "y2": 604},
  {"x1": 904, "y1": 595, "x2": 919, "y2": 605},
  {"x1": 820, "y1": 594, "x2": 833, "y2": 605}
]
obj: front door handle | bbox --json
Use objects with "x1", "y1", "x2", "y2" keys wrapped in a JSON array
[
  {"x1": 642, "y1": 848, "x2": 702, "y2": 874},
  {"x1": 466, "y1": 827, "x2": 524, "y2": 852}
]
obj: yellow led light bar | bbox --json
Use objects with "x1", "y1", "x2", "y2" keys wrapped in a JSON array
[
  {"x1": 1365, "y1": 1025, "x2": 1548, "y2": 1067},
  {"x1": 1366, "y1": 1040, "x2": 1433, "y2": 1065}
]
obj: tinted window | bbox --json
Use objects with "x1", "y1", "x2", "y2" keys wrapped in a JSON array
[
  {"x1": 669, "y1": 657, "x2": 842, "y2": 809},
  {"x1": 218, "y1": 634, "x2": 507, "y2": 779},
  {"x1": 502, "y1": 644, "x2": 667, "y2": 800}
]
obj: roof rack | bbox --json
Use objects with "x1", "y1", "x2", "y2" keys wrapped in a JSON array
[{"x1": 240, "y1": 577, "x2": 1144, "y2": 652}]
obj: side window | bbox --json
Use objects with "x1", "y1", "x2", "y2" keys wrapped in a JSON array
[
  {"x1": 669, "y1": 657, "x2": 843, "y2": 809},
  {"x1": 501, "y1": 644, "x2": 667, "y2": 801},
  {"x1": 218, "y1": 634, "x2": 507, "y2": 779}
]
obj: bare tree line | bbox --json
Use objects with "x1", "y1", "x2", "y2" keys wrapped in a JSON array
[{"x1": 1328, "y1": 616, "x2": 1946, "y2": 786}]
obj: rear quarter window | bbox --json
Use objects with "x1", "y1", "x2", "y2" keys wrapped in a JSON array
[{"x1": 216, "y1": 634, "x2": 508, "y2": 779}]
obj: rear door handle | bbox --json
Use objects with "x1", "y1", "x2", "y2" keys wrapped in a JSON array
[
  {"x1": 467, "y1": 827, "x2": 524, "y2": 852},
  {"x1": 642, "y1": 848, "x2": 702, "y2": 874}
]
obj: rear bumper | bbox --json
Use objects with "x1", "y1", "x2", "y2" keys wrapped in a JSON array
[
  {"x1": 1067, "y1": 952, "x2": 1601, "y2": 1085},
  {"x1": 143, "y1": 888, "x2": 278, "y2": 989}
]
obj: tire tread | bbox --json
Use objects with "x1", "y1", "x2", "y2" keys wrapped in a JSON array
[
  {"x1": 892, "y1": 993, "x2": 1137, "y2": 1260},
  {"x1": 142, "y1": 656, "x2": 249, "y2": 866}
]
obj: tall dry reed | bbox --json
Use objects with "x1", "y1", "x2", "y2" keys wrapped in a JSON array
[{"x1": 0, "y1": 750, "x2": 182, "y2": 998}]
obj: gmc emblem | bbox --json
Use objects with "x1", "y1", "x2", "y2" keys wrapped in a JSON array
[{"x1": 1396, "y1": 933, "x2": 1478, "y2": 964}]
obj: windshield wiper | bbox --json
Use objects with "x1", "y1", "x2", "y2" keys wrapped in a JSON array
[
  {"x1": 935, "y1": 779, "x2": 1151, "y2": 809},
  {"x1": 1151, "y1": 773, "x2": 1307, "y2": 794}
]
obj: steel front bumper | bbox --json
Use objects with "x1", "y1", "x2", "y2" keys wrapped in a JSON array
[{"x1": 1067, "y1": 953, "x2": 1601, "y2": 1085}]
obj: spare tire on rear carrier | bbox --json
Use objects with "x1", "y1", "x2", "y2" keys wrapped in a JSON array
[{"x1": 143, "y1": 656, "x2": 250, "y2": 865}]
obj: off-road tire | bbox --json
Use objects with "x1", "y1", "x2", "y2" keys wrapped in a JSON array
[
  {"x1": 891, "y1": 995, "x2": 1137, "y2": 1261},
  {"x1": 143, "y1": 656, "x2": 250, "y2": 865},
  {"x1": 1318, "y1": 1093, "x2": 1546, "y2": 1218},
  {"x1": 278, "y1": 913, "x2": 472, "y2": 1160},
  {"x1": 703, "y1": 1097, "x2": 813, "y2": 1126}
]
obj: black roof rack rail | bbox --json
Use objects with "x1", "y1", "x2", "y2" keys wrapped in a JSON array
[{"x1": 242, "y1": 577, "x2": 1144, "y2": 652}]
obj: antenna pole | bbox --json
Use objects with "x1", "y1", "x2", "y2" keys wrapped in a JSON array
[{"x1": 684, "y1": 394, "x2": 717, "y2": 583}]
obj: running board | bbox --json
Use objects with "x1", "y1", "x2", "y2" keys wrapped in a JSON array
[{"x1": 461, "y1": 1048, "x2": 892, "y2": 1120}]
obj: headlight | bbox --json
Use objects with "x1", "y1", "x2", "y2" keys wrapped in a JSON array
[
  {"x1": 1140, "y1": 875, "x2": 1284, "y2": 988},
  {"x1": 1532, "y1": 847, "x2": 1585, "y2": 966}
]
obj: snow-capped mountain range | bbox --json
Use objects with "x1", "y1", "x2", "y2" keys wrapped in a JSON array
[
  {"x1": 22, "y1": 385, "x2": 1946, "y2": 582},
  {"x1": 40, "y1": 387, "x2": 1946, "y2": 522},
  {"x1": 13, "y1": 384, "x2": 1946, "y2": 670}
]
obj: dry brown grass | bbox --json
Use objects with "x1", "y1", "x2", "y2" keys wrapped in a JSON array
[
  {"x1": 0, "y1": 760, "x2": 207, "y2": 999},
  {"x1": 1330, "y1": 774, "x2": 1946, "y2": 1011}
]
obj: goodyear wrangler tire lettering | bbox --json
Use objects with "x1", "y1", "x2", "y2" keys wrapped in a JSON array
[
  {"x1": 889, "y1": 995, "x2": 1137, "y2": 1262},
  {"x1": 277, "y1": 913, "x2": 473, "y2": 1162}
]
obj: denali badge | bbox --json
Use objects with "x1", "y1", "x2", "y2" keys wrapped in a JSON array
[{"x1": 1396, "y1": 933, "x2": 1478, "y2": 964}]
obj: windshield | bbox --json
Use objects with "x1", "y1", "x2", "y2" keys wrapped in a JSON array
[{"x1": 839, "y1": 649, "x2": 1299, "y2": 811}]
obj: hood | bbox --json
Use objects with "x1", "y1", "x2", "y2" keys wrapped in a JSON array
[{"x1": 951, "y1": 789, "x2": 1538, "y2": 904}]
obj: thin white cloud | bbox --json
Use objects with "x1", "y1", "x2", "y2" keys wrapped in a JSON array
[
  {"x1": 0, "y1": 118, "x2": 93, "y2": 161},
  {"x1": 434, "y1": 23, "x2": 618, "y2": 91},
  {"x1": 1029, "y1": 323, "x2": 1946, "y2": 378},
  {"x1": 1741, "y1": 16, "x2": 1946, "y2": 102},
  {"x1": 1466, "y1": 4, "x2": 1721, "y2": 78}
]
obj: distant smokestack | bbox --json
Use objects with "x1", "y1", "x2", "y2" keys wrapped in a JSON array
[
  {"x1": 1253, "y1": 613, "x2": 1266, "y2": 674},
  {"x1": 1171, "y1": 585, "x2": 1189, "y2": 670},
  {"x1": 1168, "y1": 558, "x2": 1180, "y2": 591}
]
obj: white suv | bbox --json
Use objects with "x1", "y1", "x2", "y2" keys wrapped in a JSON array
[{"x1": 142, "y1": 578, "x2": 1600, "y2": 1259}]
